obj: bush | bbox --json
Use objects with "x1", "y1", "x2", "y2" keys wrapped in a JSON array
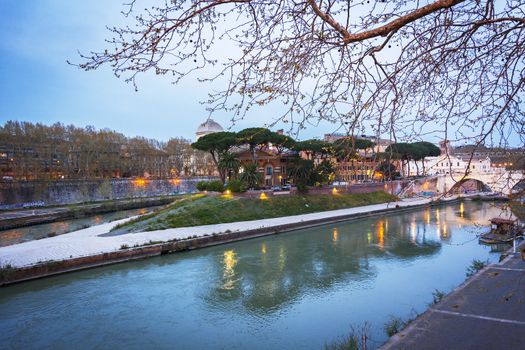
[
  {"x1": 432, "y1": 289, "x2": 445, "y2": 304},
  {"x1": 196, "y1": 180, "x2": 225, "y2": 192},
  {"x1": 296, "y1": 181, "x2": 308, "y2": 193},
  {"x1": 384, "y1": 316, "x2": 405, "y2": 337},
  {"x1": 324, "y1": 323, "x2": 370, "y2": 350},
  {"x1": 466, "y1": 259, "x2": 489, "y2": 278},
  {"x1": 226, "y1": 179, "x2": 246, "y2": 193},
  {"x1": 196, "y1": 181, "x2": 208, "y2": 191}
]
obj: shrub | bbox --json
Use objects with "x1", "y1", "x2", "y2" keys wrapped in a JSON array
[
  {"x1": 196, "y1": 180, "x2": 225, "y2": 192},
  {"x1": 384, "y1": 316, "x2": 406, "y2": 337},
  {"x1": 196, "y1": 181, "x2": 208, "y2": 191},
  {"x1": 466, "y1": 259, "x2": 489, "y2": 278},
  {"x1": 296, "y1": 182, "x2": 308, "y2": 193},
  {"x1": 0, "y1": 262, "x2": 14, "y2": 281},
  {"x1": 226, "y1": 179, "x2": 246, "y2": 193},
  {"x1": 324, "y1": 323, "x2": 370, "y2": 350},
  {"x1": 432, "y1": 289, "x2": 445, "y2": 304}
]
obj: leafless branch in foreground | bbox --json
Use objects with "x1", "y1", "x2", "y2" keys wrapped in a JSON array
[{"x1": 73, "y1": 0, "x2": 524, "y2": 147}]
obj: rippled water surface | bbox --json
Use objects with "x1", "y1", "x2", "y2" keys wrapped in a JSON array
[{"x1": 0, "y1": 201, "x2": 512, "y2": 349}]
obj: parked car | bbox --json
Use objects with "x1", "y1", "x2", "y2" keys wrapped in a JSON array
[{"x1": 272, "y1": 186, "x2": 280, "y2": 192}]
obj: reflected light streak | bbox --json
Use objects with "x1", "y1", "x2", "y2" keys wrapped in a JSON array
[
  {"x1": 332, "y1": 228, "x2": 338, "y2": 243},
  {"x1": 222, "y1": 250, "x2": 238, "y2": 289},
  {"x1": 279, "y1": 247, "x2": 286, "y2": 270},
  {"x1": 0, "y1": 230, "x2": 23, "y2": 240},
  {"x1": 460, "y1": 202, "x2": 464, "y2": 218},
  {"x1": 377, "y1": 221, "x2": 385, "y2": 249},
  {"x1": 411, "y1": 221, "x2": 417, "y2": 243},
  {"x1": 441, "y1": 223, "x2": 448, "y2": 239}
]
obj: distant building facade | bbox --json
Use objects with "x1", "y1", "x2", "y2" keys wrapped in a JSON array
[{"x1": 235, "y1": 148, "x2": 295, "y2": 187}]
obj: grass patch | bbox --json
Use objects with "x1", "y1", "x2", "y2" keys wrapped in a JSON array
[
  {"x1": 384, "y1": 314, "x2": 416, "y2": 337},
  {"x1": 0, "y1": 261, "x2": 15, "y2": 281},
  {"x1": 110, "y1": 194, "x2": 196, "y2": 232},
  {"x1": 119, "y1": 191, "x2": 397, "y2": 233},
  {"x1": 324, "y1": 323, "x2": 371, "y2": 350}
]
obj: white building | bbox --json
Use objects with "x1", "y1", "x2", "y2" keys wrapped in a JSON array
[
  {"x1": 195, "y1": 119, "x2": 224, "y2": 140},
  {"x1": 422, "y1": 155, "x2": 492, "y2": 176},
  {"x1": 404, "y1": 140, "x2": 503, "y2": 177}
]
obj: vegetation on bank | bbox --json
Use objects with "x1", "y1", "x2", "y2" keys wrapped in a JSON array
[
  {"x1": 510, "y1": 201, "x2": 525, "y2": 221},
  {"x1": 112, "y1": 191, "x2": 397, "y2": 233},
  {"x1": 466, "y1": 259, "x2": 489, "y2": 278}
]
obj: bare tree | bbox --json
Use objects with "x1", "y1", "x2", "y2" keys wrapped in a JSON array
[{"x1": 74, "y1": 0, "x2": 523, "y2": 150}]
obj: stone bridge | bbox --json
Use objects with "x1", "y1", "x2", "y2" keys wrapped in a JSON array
[
  {"x1": 403, "y1": 170, "x2": 524, "y2": 196},
  {"x1": 436, "y1": 170, "x2": 524, "y2": 195}
]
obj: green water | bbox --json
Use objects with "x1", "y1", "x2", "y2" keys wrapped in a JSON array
[{"x1": 0, "y1": 201, "x2": 511, "y2": 349}]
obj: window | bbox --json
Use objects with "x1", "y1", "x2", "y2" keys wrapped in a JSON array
[{"x1": 266, "y1": 166, "x2": 273, "y2": 175}]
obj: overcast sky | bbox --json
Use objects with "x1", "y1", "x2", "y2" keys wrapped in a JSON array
[
  {"x1": 0, "y1": 0, "x2": 344, "y2": 142},
  {"x1": 0, "y1": 1, "x2": 521, "y2": 147}
]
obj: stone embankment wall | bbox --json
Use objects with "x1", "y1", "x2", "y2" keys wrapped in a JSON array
[
  {"x1": 305, "y1": 181, "x2": 409, "y2": 196},
  {"x1": 0, "y1": 178, "x2": 215, "y2": 209}
]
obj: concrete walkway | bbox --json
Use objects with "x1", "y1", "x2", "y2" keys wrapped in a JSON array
[
  {"x1": 0, "y1": 197, "x2": 443, "y2": 268},
  {"x1": 380, "y1": 245, "x2": 525, "y2": 350}
]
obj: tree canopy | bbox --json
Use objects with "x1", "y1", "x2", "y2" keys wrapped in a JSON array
[
  {"x1": 76, "y1": 0, "x2": 524, "y2": 149},
  {"x1": 294, "y1": 139, "x2": 333, "y2": 158},
  {"x1": 191, "y1": 131, "x2": 237, "y2": 181}
]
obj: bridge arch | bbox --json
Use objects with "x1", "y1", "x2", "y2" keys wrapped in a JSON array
[{"x1": 449, "y1": 178, "x2": 492, "y2": 194}]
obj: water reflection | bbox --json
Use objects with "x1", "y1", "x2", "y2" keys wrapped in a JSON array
[
  {"x1": 222, "y1": 250, "x2": 238, "y2": 290},
  {"x1": 0, "y1": 201, "x2": 512, "y2": 350},
  {"x1": 204, "y1": 201, "x2": 512, "y2": 314}
]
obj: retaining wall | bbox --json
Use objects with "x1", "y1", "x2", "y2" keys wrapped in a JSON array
[{"x1": 0, "y1": 178, "x2": 216, "y2": 209}]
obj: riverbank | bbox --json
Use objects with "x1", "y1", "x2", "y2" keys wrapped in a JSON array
[
  {"x1": 0, "y1": 194, "x2": 484, "y2": 286},
  {"x1": 0, "y1": 196, "x2": 180, "y2": 231},
  {"x1": 380, "y1": 241, "x2": 525, "y2": 350},
  {"x1": 111, "y1": 191, "x2": 396, "y2": 233}
]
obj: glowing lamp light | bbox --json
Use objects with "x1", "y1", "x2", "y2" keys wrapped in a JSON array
[
  {"x1": 225, "y1": 189, "x2": 231, "y2": 195},
  {"x1": 260, "y1": 192, "x2": 268, "y2": 200},
  {"x1": 332, "y1": 187, "x2": 338, "y2": 194},
  {"x1": 133, "y1": 178, "x2": 146, "y2": 187}
]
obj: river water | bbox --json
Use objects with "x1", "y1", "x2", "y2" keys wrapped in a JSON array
[
  {"x1": 0, "y1": 206, "x2": 162, "y2": 247},
  {"x1": 0, "y1": 201, "x2": 513, "y2": 349}
]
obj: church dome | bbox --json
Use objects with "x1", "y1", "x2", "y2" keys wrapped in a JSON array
[{"x1": 196, "y1": 118, "x2": 223, "y2": 139}]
